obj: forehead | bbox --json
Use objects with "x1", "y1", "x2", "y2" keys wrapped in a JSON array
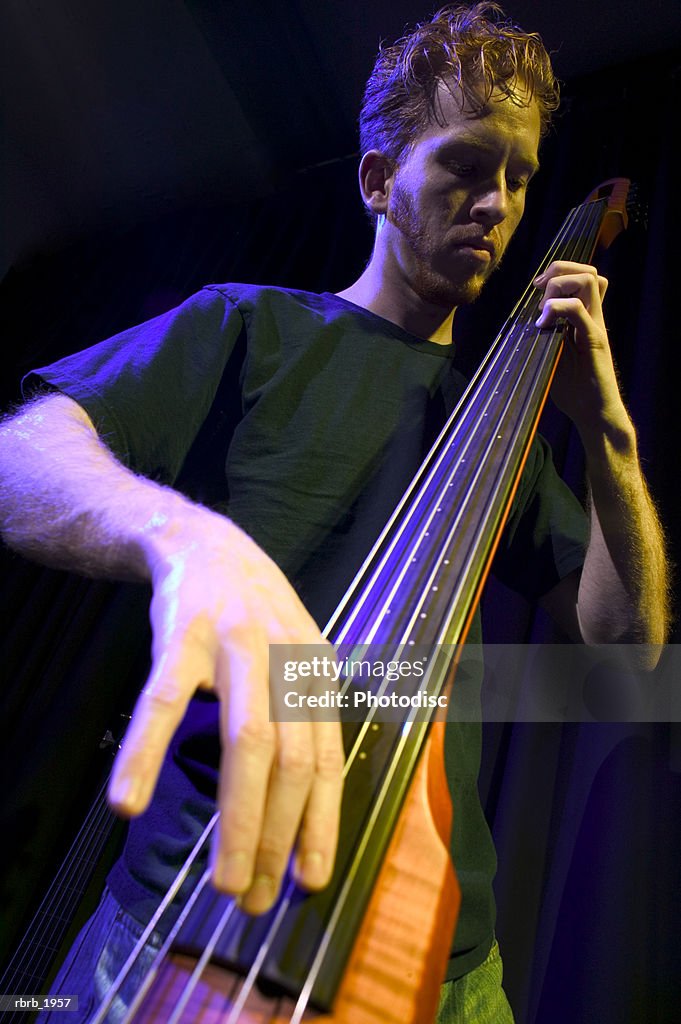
[{"x1": 411, "y1": 81, "x2": 541, "y2": 166}]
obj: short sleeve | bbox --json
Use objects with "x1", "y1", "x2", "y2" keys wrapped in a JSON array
[
  {"x1": 492, "y1": 434, "x2": 589, "y2": 600},
  {"x1": 22, "y1": 287, "x2": 244, "y2": 485}
]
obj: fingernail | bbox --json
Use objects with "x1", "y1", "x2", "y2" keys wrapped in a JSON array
[
  {"x1": 214, "y1": 851, "x2": 251, "y2": 892},
  {"x1": 243, "y1": 874, "x2": 278, "y2": 914},
  {"x1": 298, "y1": 851, "x2": 326, "y2": 887},
  {"x1": 109, "y1": 776, "x2": 144, "y2": 812}
]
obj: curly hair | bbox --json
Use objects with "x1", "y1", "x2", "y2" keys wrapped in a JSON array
[{"x1": 359, "y1": 3, "x2": 559, "y2": 163}]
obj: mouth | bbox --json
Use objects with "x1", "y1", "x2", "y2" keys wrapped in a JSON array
[
  {"x1": 450, "y1": 242, "x2": 495, "y2": 263},
  {"x1": 453, "y1": 236, "x2": 495, "y2": 255}
]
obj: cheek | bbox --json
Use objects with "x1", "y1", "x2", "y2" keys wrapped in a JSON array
[
  {"x1": 502, "y1": 202, "x2": 526, "y2": 242},
  {"x1": 444, "y1": 187, "x2": 475, "y2": 221},
  {"x1": 389, "y1": 180, "x2": 415, "y2": 228}
]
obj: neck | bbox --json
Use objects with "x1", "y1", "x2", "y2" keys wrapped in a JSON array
[{"x1": 336, "y1": 261, "x2": 456, "y2": 346}]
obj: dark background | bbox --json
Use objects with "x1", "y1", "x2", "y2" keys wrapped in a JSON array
[{"x1": 1, "y1": 2, "x2": 681, "y2": 1022}]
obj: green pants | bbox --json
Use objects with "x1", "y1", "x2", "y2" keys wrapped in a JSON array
[{"x1": 437, "y1": 941, "x2": 515, "y2": 1023}]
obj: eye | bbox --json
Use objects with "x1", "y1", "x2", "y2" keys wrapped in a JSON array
[
  {"x1": 506, "y1": 175, "x2": 530, "y2": 193},
  {"x1": 447, "y1": 162, "x2": 475, "y2": 178}
]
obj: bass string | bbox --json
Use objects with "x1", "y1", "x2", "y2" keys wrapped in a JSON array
[
  {"x1": 279, "y1": 200, "x2": 614, "y2": 1021},
  {"x1": 95, "y1": 686, "x2": 410, "y2": 1021},
  {"x1": 295, "y1": 203, "x2": 612, "y2": 994},
  {"x1": 87, "y1": 195, "x2": 612, "y2": 1022},
  {"x1": 118, "y1": 867, "x2": 221, "y2": 1024},
  {"x1": 256, "y1": 237, "x2": 594, "y2": 1012},
  {"x1": 220, "y1": 888, "x2": 298, "y2": 1024},
  {"x1": 107, "y1": 662, "x2": 438, "y2": 1021},
  {"x1": 339, "y1": 198, "x2": 605, "y2": 652},
  {"x1": 89, "y1": 816, "x2": 219, "y2": 1024},
  {"x1": 0, "y1": 774, "x2": 115, "y2": 1004},
  {"x1": 512, "y1": 197, "x2": 607, "y2": 325},
  {"x1": 328, "y1": 198, "x2": 602, "y2": 648},
  {"x1": 356, "y1": 309, "x2": 565, "y2": 668},
  {"x1": 163, "y1": 899, "x2": 242, "y2": 1024},
  {"x1": 254, "y1": 200, "x2": 610, "y2": 1021},
  {"x1": 412, "y1": 198, "x2": 606, "y2": 630},
  {"x1": 186, "y1": 193, "x2": 613, "y2": 1023}
]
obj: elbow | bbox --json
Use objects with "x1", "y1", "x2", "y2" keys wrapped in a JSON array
[{"x1": 577, "y1": 604, "x2": 667, "y2": 672}]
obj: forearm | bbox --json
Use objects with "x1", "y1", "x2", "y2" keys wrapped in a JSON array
[
  {"x1": 577, "y1": 415, "x2": 670, "y2": 653},
  {"x1": 1, "y1": 393, "x2": 344, "y2": 911},
  {"x1": 0, "y1": 394, "x2": 200, "y2": 580},
  {"x1": 536, "y1": 262, "x2": 670, "y2": 655}
]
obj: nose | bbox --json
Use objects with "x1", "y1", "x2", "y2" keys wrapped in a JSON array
[{"x1": 469, "y1": 180, "x2": 508, "y2": 227}]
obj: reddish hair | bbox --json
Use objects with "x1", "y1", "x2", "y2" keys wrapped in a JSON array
[{"x1": 359, "y1": 2, "x2": 559, "y2": 163}]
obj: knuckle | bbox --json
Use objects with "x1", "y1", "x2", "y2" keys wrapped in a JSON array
[
  {"x1": 175, "y1": 614, "x2": 218, "y2": 658},
  {"x1": 233, "y1": 718, "x2": 276, "y2": 756},
  {"x1": 152, "y1": 608, "x2": 216, "y2": 655},
  {"x1": 142, "y1": 679, "x2": 185, "y2": 711},
  {"x1": 277, "y1": 745, "x2": 315, "y2": 781},
  {"x1": 221, "y1": 804, "x2": 258, "y2": 835},
  {"x1": 256, "y1": 835, "x2": 291, "y2": 863},
  {"x1": 315, "y1": 744, "x2": 346, "y2": 779}
]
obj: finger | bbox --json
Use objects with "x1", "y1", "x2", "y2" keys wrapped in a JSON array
[
  {"x1": 241, "y1": 716, "x2": 345, "y2": 915},
  {"x1": 535, "y1": 296, "x2": 595, "y2": 336},
  {"x1": 535, "y1": 260, "x2": 599, "y2": 281},
  {"x1": 535, "y1": 264, "x2": 608, "y2": 301},
  {"x1": 212, "y1": 641, "x2": 275, "y2": 898},
  {"x1": 292, "y1": 717, "x2": 345, "y2": 890},
  {"x1": 239, "y1": 720, "x2": 317, "y2": 915},
  {"x1": 109, "y1": 633, "x2": 215, "y2": 815},
  {"x1": 538, "y1": 272, "x2": 599, "y2": 305}
]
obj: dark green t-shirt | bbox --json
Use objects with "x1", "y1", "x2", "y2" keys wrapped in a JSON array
[{"x1": 29, "y1": 283, "x2": 588, "y2": 981}]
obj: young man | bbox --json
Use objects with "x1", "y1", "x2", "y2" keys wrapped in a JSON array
[{"x1": 0, "y1": 4, "x2": 668, "y2": 1022}]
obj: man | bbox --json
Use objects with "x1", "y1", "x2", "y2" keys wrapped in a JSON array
[{"x1": 0, "y1": 4, "x2": 668, "y2": 1022}]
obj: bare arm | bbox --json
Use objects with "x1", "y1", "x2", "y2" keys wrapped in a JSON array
[
  {"x1": 0, "y1": 394, "x2": 344, "y2": 913},
  {"x1": 536, "y1": 262, "x2": 670, "y2": 662},
  {"x1": 577, "y1": 427, "x2": 668, "y2": 652}
]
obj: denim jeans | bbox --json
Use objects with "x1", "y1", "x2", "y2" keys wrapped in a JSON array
[
  {"x1": 35, "y1": 890, "x2": 162, "y2": 1024},
  {"x1": 38, "y1": 889, "x2": 514, "y2": 1023}
]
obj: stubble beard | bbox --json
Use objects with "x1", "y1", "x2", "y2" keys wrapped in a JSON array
[{"x1": 389, "y1": 181, "x2": 494, "y2": 309}]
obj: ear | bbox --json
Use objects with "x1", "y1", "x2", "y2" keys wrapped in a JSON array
[{"x1": 358, "y1": 150, "x2": 395, "y2": 217}]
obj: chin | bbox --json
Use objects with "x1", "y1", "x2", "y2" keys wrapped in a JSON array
[
  {"x1": 423, "y1": 274, "x2": 487, "y2": 308},
  {"x1": 419, "y1": 255, "x2": 493, "y2": 307}
]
